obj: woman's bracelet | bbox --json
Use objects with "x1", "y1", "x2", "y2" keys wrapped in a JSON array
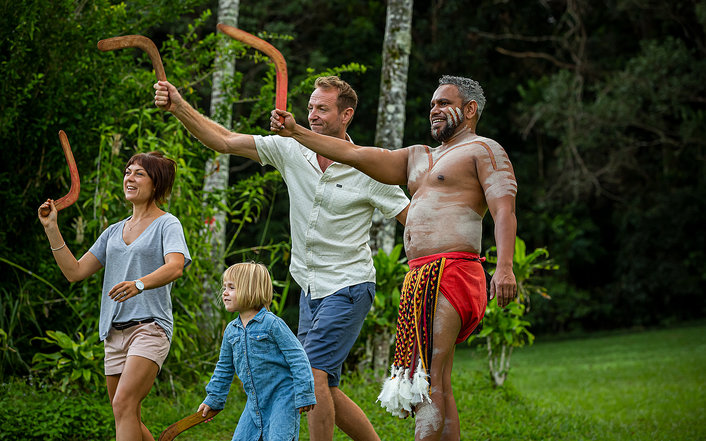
[{"x1": 51, "y1": 242, "x2": 66, "y2": 252}]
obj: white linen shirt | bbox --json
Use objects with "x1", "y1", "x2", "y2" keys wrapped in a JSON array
[{"x1": 254, "y1": 135, "x2": 409, "y2": 299}]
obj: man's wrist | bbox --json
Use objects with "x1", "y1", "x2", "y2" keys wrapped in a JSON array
[
  {"x1": 291, "y1": 124, "x2": 306, "y2": 139},
  {"x1": 496, "y1": 261, "x2": 513, "y2": 270},
  {"x1": 171, "y1": 99, "x2": 187, "y2": 116}
]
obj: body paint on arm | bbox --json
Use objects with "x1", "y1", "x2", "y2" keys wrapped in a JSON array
[{"x1": 475, "y1": 140, "x2": 517, "y2": 201}]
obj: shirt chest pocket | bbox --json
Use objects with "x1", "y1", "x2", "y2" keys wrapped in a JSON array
[
  {"x1": 248, "y1": 332, "x2": 277, "y2": 355},
  {"x1": 326, "y1": 185, "x2": 363, "y2": 215},
  {"x1": 227, "y1": 334, "x2": 242, "y2": 352}
]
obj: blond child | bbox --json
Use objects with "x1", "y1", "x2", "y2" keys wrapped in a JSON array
[{"x1": 199, "y1": 262, "x2": 316, "y2": 440}]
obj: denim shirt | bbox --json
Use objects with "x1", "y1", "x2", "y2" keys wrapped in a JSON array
[{"x1": 204, "y1": 308, "x2": 316, "y2": 441}]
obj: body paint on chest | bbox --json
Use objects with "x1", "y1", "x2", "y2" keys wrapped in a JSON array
[{"x1": 406, "y1": 191, "x2": 484, "y2": 253}]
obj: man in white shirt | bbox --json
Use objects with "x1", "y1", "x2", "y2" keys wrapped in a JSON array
[{"x1": 155, "y1": 76, "x2": 409, "y2": 441}]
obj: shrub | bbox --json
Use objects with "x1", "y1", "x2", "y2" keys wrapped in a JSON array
[
  {"x1": 0, "y1": 380, "x2": 113, "y2": 441},
  {"x1": 31, "y1": 330, "x2": 104, "y2": 393},
  {"x1": 469, "y1": 237, "x2": 556, "y2": 386}
]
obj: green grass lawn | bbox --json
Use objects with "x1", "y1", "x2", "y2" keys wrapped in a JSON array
[
  {"x1": 141, "y1": 323, "x2": 705, "y2": 440},
  {"x1": 503, "y1": 323, "x2": 706, "y2": 441}
]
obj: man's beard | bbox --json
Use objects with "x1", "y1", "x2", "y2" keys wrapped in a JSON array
[{"x1": 431, "y1": 110, "x2": 464, "y2": 143}]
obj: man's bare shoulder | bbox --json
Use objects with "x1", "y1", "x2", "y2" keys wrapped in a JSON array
[
  {"x1": 402, "y1": 144, "x2": 432, "y2": 161},
  {"x1": 464, "y1": 136, "x2": 512, "y2": 171},
  {"x1": 465, "y1": 135, "x2": 505, "y2": 153},
  {"x1": 404, "y1": 143, "x2": 431, "y2": 152}
]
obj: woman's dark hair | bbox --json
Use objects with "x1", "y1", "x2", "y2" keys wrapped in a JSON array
[{"x1": 125, "y1": 151, "x2": 177, "y2": 205}]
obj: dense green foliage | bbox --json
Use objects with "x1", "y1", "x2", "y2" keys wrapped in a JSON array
[
  {"x1": 31, "y1": 329, "x2": 104, "y2": 392},
  {"x1": 0, "y1": 379, "x2": 114, "y2": 440},
  {"x1": 0, "y1": 0, "x2": 358, "y2": 385},
  {"x1": 1, "y1": 0, "x2": 222, "y2": 380}
]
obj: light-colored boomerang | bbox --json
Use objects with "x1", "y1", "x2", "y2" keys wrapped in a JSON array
[
  {"x1": 97, "y1": 35, "x2": 166, "y2": 81},
  {"x1": 157, "y1": 409, "x2": 220, "y2": 441},
  {"x1": 39, "y1": 130, "x2": 80, "y2": 216},
  {"x1": 217, "y1": 23, "x2": 288, "y2": 121}
]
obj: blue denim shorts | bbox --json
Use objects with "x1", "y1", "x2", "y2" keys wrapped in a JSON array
[{"x1": 298, "y1": 282, "x2": 374, "y2": 387}]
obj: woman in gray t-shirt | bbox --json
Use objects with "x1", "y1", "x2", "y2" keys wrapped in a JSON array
[{"x1": 38, "y1": 151, "x2": 190, "y2": 440}]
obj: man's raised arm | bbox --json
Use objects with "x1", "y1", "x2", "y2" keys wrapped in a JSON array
[
  {"x1": 271, "y1": 109, "x2": 409, "y2": 186},
  {"x1": 154, "y1": 80, "x2": 259, "y2": 161}
]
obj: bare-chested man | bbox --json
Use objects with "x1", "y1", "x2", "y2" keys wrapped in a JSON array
[{"x1": 270, "y1": 75, "x2": 518, "y2": 441}]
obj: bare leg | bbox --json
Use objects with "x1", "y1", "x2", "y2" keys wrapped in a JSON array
[
  {"x1": 107, "y1": 376, "x2": 155, "y2": 441},
  {"x1": 307, "y1": 368, "x2": 335, "y2": 441},
  {"x1": 415, "y1": 294, "x2": 461, "y2": 441},
  {"x1": 331, "y1": 386, "x2": 380, "y2": 440},
  {"x1": 108, "y1": 356, "x2": 159, "y2": 441},
  {"x1": 307, "y1": 368, "x2": 380, "y2": 441},
  {"x1": 439, "y1": 349, "x2": 459, "y2": 440}
]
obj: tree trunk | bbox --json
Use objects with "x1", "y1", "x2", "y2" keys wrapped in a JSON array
[
  {"x1": 371, "y1": 327, "x2": 393, "y2": 378},
  {"x1": 369, "y1": 0, "x2": 413, "y2": 257},
  {"x1": 487, "y1": 338, "x2": 513, "y2": 387},
  {"x1": 201, "y1": 0, "x2": 240, "y2": 315},
  {"x1": 358, "y1": 328, "x2": 393, "y2": 379},
  {"x1": 365, "y1": 0, "x2": 413, "y2": 376}
]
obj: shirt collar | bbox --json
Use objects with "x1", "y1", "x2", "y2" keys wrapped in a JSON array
[
  {"x1": 302, "y1": 133, "x2": 353, "y2": 170},
  {"x1": 234, "y1": 306, "x2": 269, "y2": 328},
  {"x1": 251, "y1": 307, "x2": 268, "y2": 322}
]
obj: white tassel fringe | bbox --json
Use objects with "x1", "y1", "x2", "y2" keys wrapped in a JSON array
[{"x1": 377, "y1": 360, "x2": 431, "y2": 417}]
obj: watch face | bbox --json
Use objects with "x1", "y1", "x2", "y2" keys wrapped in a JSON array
[{"x1": 135, "y1": 280, "x2": 144, "y2": 291}]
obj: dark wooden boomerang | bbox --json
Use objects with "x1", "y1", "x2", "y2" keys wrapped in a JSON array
[
  {"x1": 157, "y1": 409, "x2": 220, "y2": 441},
  {"x1": 217, "y1": 24, "x2": 288, "y2": 122},
  {"x1": 39, "y1": 130, "x2": 80, "y2": 216},
  {"x1": 97, "y1": 35, "x2": 166, "y2": 81}
]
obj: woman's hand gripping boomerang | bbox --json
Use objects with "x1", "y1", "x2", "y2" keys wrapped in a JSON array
[{"x1": 39, "y1": 130, "x2": 80, "y2": 216}]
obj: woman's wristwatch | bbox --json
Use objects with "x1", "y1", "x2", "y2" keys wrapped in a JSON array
[{"x1": 134, "y1": 279, "x2": 145, "y2": 293}]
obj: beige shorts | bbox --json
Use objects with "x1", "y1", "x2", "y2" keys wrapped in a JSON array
[{"x1": 104, "y1": 321, "x2": 170, "y2": 375}]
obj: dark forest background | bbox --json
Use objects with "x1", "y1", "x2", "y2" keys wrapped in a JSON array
[{"x1": 1, "y1": 0, "x2": 704, "y2": 382}]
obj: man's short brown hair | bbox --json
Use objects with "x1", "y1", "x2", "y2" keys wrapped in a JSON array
[{"x1": 314, "y1": 76, "x2": 358, "y2": 114}]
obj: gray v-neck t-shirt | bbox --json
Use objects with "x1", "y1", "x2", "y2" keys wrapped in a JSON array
[{"x1": 89, "y1": 213, "x2": 191, "y2": 342}]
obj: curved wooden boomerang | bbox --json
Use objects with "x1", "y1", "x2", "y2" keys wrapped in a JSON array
[
  {"x1": 97, "y1": 35, "x2": 166, "y2": 81},
  {"x1": 157, "y1": 409, "x2": 219, "y2": 441},
  {"x1": 217, "y1": 24, "x2": 288, "y2": 121},
  {"x1": 39, "y1": 130, "x2": 80, "y2": 216}
]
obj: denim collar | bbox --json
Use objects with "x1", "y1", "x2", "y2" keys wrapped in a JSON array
[{"x1": 234, "y1": 306, "x2": 269, "y2": 328}]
